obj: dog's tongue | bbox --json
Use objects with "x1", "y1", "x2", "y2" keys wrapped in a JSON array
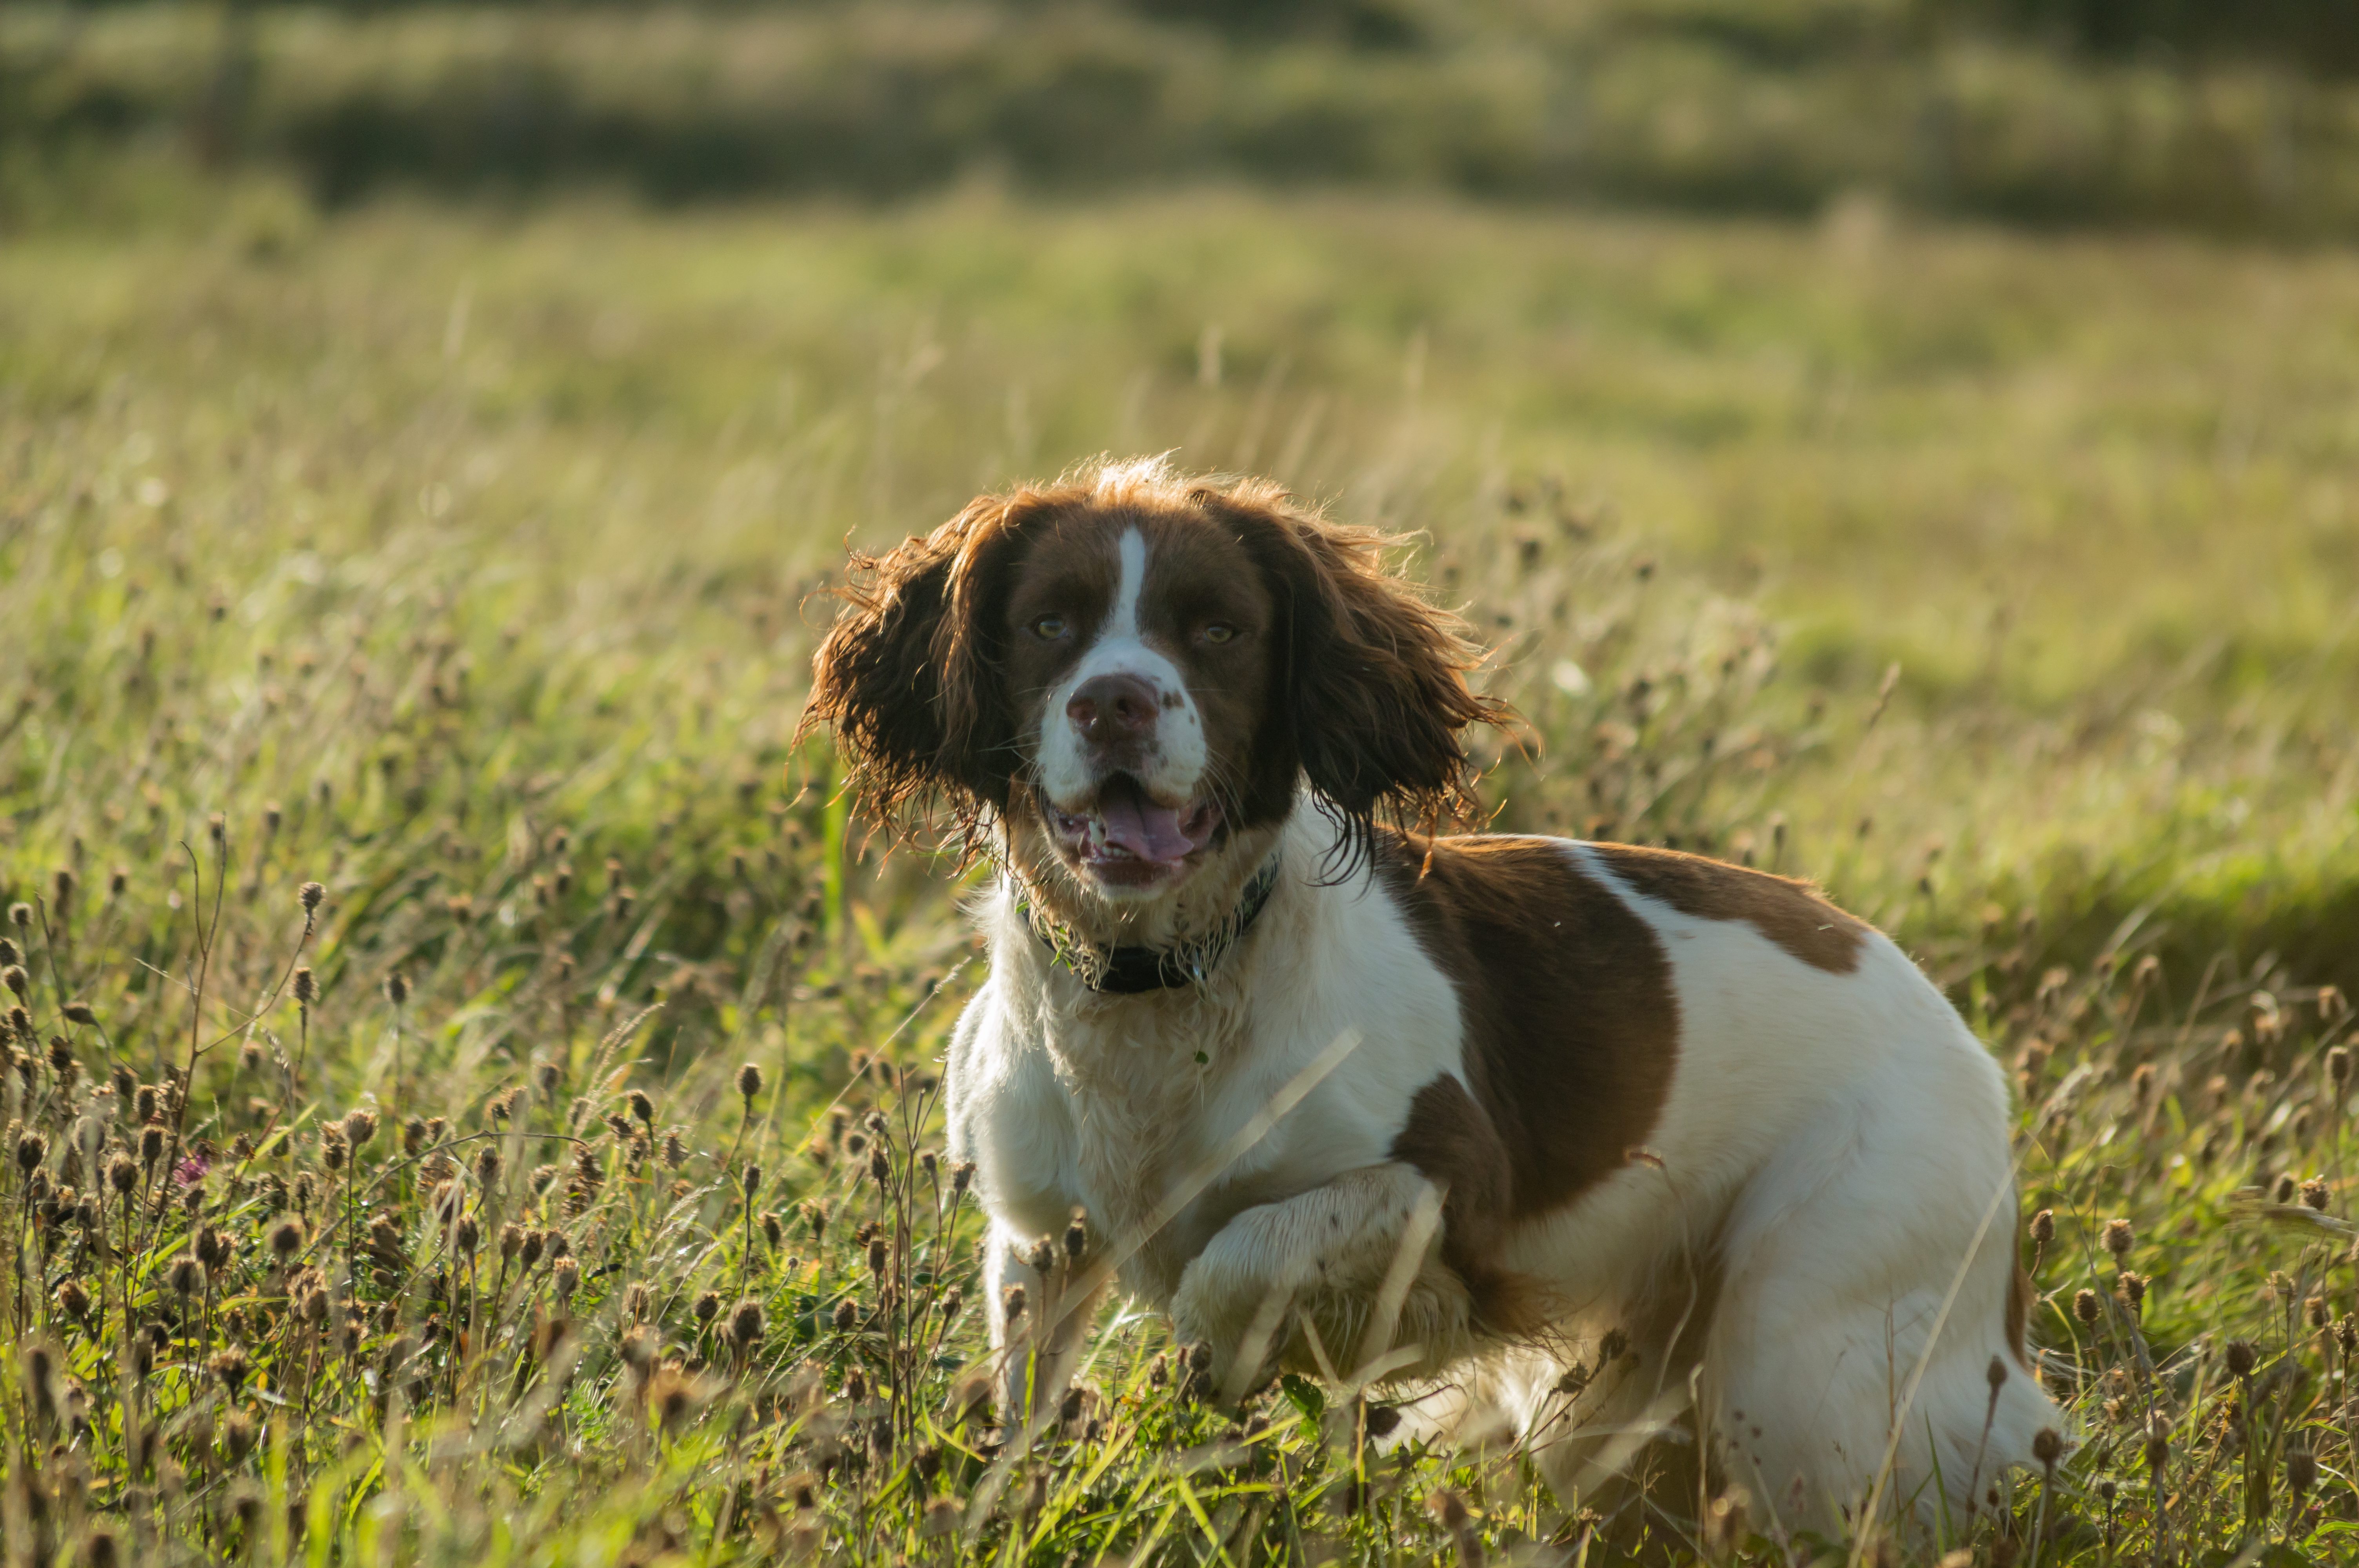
[{"x1": 1096, "y1": 777, "x2": 1200, "y2": 862}]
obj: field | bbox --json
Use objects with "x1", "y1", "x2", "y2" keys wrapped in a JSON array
[{"x1": 4, "y1": 174, "x2": 2359, "y2": 1565}]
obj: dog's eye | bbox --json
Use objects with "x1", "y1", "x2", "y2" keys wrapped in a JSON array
[
  {"x1": 1030, "y1": 615, "x2": 1069, "y2": 641},
  {"x1": 1202, "y1": 624, "x2": 1238, "y2": 645}
]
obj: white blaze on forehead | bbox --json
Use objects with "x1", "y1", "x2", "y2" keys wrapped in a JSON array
[
  {"x1": 1110, "y1": 528, "x2": 1147, "y2": 641},
  {"x1": 1035, "y1": 526, "x2": 1209, "y2": 808}
]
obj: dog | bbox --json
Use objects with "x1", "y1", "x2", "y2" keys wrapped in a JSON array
[{"x1": 803, "y1": 457, "x2": 2057, "y2": 1536}]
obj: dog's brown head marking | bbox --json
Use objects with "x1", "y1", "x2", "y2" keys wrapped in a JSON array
[{"x1": 801, "y1": 460, "x2": 1510, "y2": 886}]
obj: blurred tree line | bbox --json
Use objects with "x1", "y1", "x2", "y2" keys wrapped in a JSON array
[{"x1": 5, "y1": 0, "x2": 2358, "y2": 231}]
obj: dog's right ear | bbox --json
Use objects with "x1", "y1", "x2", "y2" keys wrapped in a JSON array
[{"x1": 801, "y1": 494, "x2": 1034, "y2": 832}]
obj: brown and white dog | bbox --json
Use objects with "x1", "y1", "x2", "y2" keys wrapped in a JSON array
[{"x1": 805, "y1": 458, "x2": 2055, "y2": 1535}]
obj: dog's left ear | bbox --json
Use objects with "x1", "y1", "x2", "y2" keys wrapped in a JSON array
[
  {"x1": 801, "y1": 493, "x2": 1037, "y2": 833},
  {"x1": 1207, "y1": 484, "x2": 1507, "y2": 832}
]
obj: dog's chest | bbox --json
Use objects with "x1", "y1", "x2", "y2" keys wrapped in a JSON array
[{"x1": 1039, "y1": 999, "x2": 1270, "y2": 1298}]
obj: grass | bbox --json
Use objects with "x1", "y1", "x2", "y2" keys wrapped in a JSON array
[
  {"x1": 11, "y1": 0, "x2": 2359, "y2": 237},
  {"x1": 2, "y1": 178, "x2": 2359, "y2": 1564}
]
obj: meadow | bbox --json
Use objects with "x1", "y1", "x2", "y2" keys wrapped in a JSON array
[{"x1": 4, "y1": 176, "x2": 2359, "y2": 1564}]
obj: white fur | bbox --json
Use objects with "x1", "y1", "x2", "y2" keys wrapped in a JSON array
[
  {"x1": 1034, "y1": 528, "x2": 1208, "y2": 811},
  {"x1": 945, "y1": 818, "x2": 2055, "y2": 1537}
]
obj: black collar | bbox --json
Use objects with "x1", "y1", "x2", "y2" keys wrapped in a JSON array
[{"x1": 1019, "y1": 856, "x2": 1282, "y2": 994}]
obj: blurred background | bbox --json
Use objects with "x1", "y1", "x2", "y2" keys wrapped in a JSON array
[
  {"x1": 8, "y1": 0, "x2": 2359, "y2": 227},
  {"x1": 3, "y1": 0, "x2": 2357, "y2": 1000}
]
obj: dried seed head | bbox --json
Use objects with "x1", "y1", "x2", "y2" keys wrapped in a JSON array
[
  {"x1": 293, "y1": 967, "x2": 316, "y2": 1006},
  {"x1": 270, "y1": 1218, "x2": 304, "y2": 1259},
  {"x1": 107, "y1": 1154, "x2": 137, "y2": 1195},
  {"x1": 867, "y1": 1236, "x2": 888, "y2": 1276},
  {"x1": 1001, "y1": 1283, "x2": 1026, "y2": 1322},
  {"x1": 2302, "y1": 1177, "x2": 2330, "y2": 1212},
  {"x1": 2074, "y1": 1289, "x2": 2102, "y2": 1325},
  {"x1": 552, "y1": 1258, "x2": 579, "y2": 1299},
  {"x1": 728, "y1": 1298, "x2": 764, "y2": 1351},
  {"x1": 499, "y1": 1222, "x2": 523, "y2": 1260},
  {"x1": 62, "y1": 1002, "x2": 96, "y2": 1027},
  {"x1": 475, "y1": 1145, "x2": 502, "y2": 1185},
  {"x1": 1064, "y1": 1209, "x2": 1089, "y2": 1261},
  {"x1": 384, "y1": 972, "x2": 409, "y2": 1007},
  {"x1": 627, "y1": 1089, "x2": 653, "y2": 1125},
  {"x1": 2101, "y1": 1218, "x2": 2134, "y2": 1259},
  {"x1": 2, "y1": 966, "x2": 26, "y2": 1001},
  {"x1": 736, "y1": 1062, "x2": 762, "y2": 1100},
  {"x1": 761, "y1": 1210, "x2": 783, "y2": 1249},
  {"x1": 535, "y1": 1059, "x2": 560, "y2": 1094},
  {"x1": 832, "y1": 1297, "x2": 858, "y2": 1332},
  {"x1": 167, "y1": 1254, "x2": 204, "y2": 1296},
  {"x1": 1025, "y1": 1236, "x2": 1054, "y2": 1274},
  {"x1": 300, "y1": 880, "x2": 325, "y2": 915},
  {"x1": 140, "y1": 1125, "x2": 166, "y2": 1165},
  {"x1": 693, "y1": 1291, "x2": 720, "y2": 1326},
  {"x1": 2029, "y1": 1209, "x2": 2054, "y2": 1246},
  {"x1": 1985, "y1": 1355, "x2": 2008, "y2": 1392},
  {"x1": 240, "y1": 1040, "x2": 264, "y2": 1073},
  {"x1": 342, "y1": 1109, "x2": 376, "y2": 1147},
  {"x1": 135, "y1": 1084, "x2": 158, "y2": 1122},
  {"x1": 2032, "y1": 1427, "x2": 2063, "y2": 1467},
  {"x1": 7, "y1": 904, "x2": 27, "y2": 929},
  {"x1": 2287, "y1": 1445, "x2": 2317, "y2": 1499},
  {"x1": 519, "y1": 1229, "x2": 545, "y2": 1268},
  {"x1": 951, "y1": 1160, "x2": 975, "y2": 1196},
  {"x1": 743, "y1": 1162, "x2": 762, "y2": 1202},
  {"x1": 2330, "y1": 1046, "x2": 2353, "y2": 1091},
  {"x1": 1426, "y1": 1490, "x2": 1470, "y2": 1532},
  {"x1": 16, "y1": 1132, "x2": 46, "y2": 1174}
]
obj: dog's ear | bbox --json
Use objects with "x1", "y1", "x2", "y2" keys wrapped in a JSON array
[
  {"x1": 1208, "y1": 484, "x2": 1507, "y2": 837},
  {"x1": 801, "y1": 493, "x2": 1037, "y2": 833}
]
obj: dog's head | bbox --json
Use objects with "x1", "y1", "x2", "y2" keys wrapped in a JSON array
[{"x1": 803, "y1": 459, "x2": 1504, "y2": 920}]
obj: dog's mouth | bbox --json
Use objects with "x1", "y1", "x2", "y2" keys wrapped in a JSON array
[{"x1": 1043, "y1": 774, "x2": 1221, "y2": 890}]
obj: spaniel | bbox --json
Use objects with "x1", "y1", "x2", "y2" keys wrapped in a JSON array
[{"x1": 804, "y1": 458, "x2": 2055, "y2": 1536}]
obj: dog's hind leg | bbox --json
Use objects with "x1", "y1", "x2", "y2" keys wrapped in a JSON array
[{"x1": 1696, "y1": 1070, "x2": 2056, "y2": 1541}]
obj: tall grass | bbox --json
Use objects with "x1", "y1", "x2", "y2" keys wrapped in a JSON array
[{"x1": 3, "y1": 185, "x2": 2359, "y2": 1562}]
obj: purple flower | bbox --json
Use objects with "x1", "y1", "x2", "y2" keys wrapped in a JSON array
[{"x1": 175, "y1": 1154, "x2": 210, "y2": 1186}]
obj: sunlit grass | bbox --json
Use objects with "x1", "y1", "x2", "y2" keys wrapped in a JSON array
[{"x1": 2, "y1": 184, "x2": 2358, "y2": 1563}]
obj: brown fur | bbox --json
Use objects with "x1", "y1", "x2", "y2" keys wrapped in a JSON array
[
  {"x1": 1587, "y1": 842, "x2": 1868, "y2": 974},
  {"x1": 803, "y1": 464, "x2": 1511, "y2": 883},
  {"x1": 1381, "y1": 833, "x2": 1682, "y2": 1320}
]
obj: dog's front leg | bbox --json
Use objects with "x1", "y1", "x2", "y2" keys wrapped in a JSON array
[
  {"x1": 1170, "y1": 1163, "x2": 1475, "y2": 1403},
  {"x1": 984, "y1": 1223, "x2": 1108, "y2": 1434}
]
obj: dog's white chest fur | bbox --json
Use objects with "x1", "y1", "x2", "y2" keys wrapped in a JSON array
[{"x1": 947, "y1": 814, "x2": 1464, "y2": 1306}]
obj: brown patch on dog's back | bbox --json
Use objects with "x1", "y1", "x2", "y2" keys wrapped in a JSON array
[
  {"x1": 1588, "y1": 843, "x2": 1868, "y2": 974},
  {"x1": 1381, "y1": 834, "x2": 1681, "y2": 1310}
]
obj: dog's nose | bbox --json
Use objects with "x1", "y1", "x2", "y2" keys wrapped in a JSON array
[{"x1": 1067, "y1": 673, "x2": 1160, "y2": 746}]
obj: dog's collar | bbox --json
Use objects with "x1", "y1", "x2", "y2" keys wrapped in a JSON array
[{"x1": 1017, "y1": 855, "x2": 1282, "y2": 994}]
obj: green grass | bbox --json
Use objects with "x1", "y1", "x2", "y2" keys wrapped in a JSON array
[
  {"x1": 11, "y1": 0, "x2": 2359, "y2": 237},
  {"x1": 3, "y1": 181, "x2": 2359, "y2": 1564}
]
